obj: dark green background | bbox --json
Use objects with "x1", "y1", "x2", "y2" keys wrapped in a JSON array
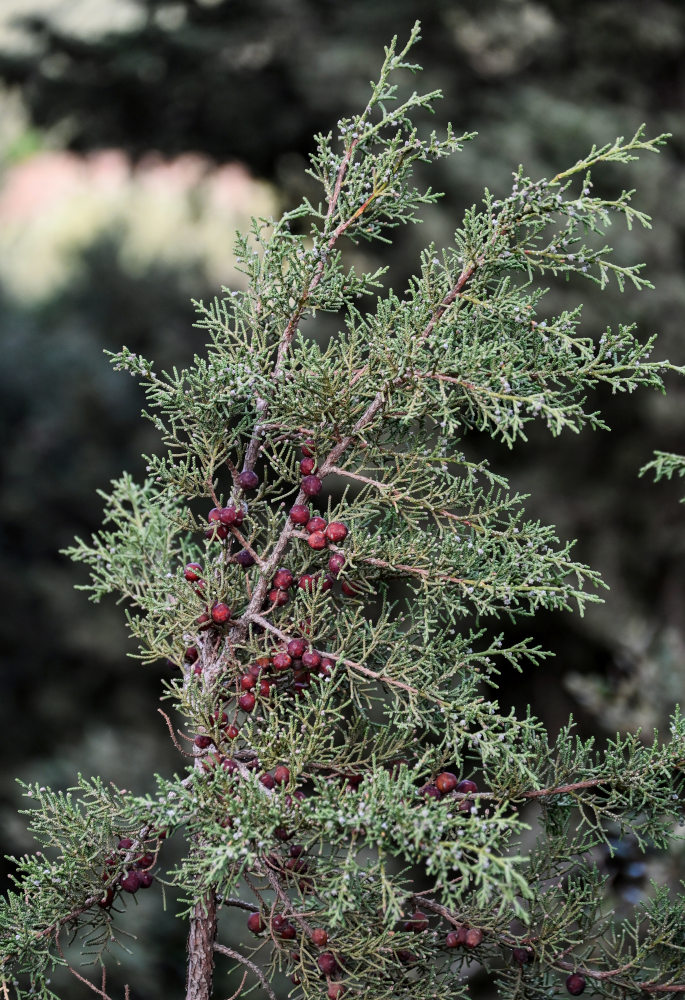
[{"x1": 1, "y1": 2, "x2": 684, "y2": 996}]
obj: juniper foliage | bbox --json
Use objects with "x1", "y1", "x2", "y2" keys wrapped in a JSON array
[
  {"x1": 2, "y1": 23, "x2": 684, "y2": 1000},
  {"x1": 641, "y1": 451, "x2": 685, "y2": 499}
]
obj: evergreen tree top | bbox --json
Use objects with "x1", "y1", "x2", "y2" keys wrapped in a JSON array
[{"x1": 2, "y1": 22, "x2": 684, "y2": 1000}]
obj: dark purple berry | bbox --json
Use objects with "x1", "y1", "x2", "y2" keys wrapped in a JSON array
[
  {"x1": 235, "y1": 549, "x2": 255, "y2": 567},
  {"x1": 211, "y1": 602, "x2": 231, "y2": 624},
  {"x1": 260, "y1": 773, "x2": 276, "y2": 789},
  {"x1": 404, "y1": 910, "x2": 429, "y2": 932},
  {"x1": 120, "y1": 871, "x2": 141, "y2": 893},
  {"x1": 269, "y1": 588, "x2": 289, "y2": 606},
  {"x1": 308, "y1": 530, "x2": 327, "y2": 550},
  {"x1": 285, "y1": 856, "x2": 308, "y2": 874},
  {"x1": 566, "y1": 974, "x2": 586, "y2": 996},
  {"x1": 117, "y1": 837, "x2": 133, "y2": 850},
  {"x1": 273, "y1": 568, "x2": 294, "y2": 589},
  {"x1": 445, "y1": 930, "x2": 460, "y2": 948},
  {"x1": 184, "y1": 646, "x2": 199, "y2": 663},
  {"x1": 287, "y1": 638, "x2": 307, "y2": 658},
  {"x1": 513, "y1": 947, "x2": 533, "y2": 965},
  {"x1": 238, "y1": 692, "x2": 256, "y2": 712},
  {"x1": 138, "y1": 871, "x2": 154, "y2": 889},
  {"x1": 219, "y1": 505, "x2": 239, "y2": 525},
  {"x1": 184, "y1": 562, "x2": 203, "y2": 581},
  {"x1": 238, "y1": 469, "x2": 259, "y2": 491},
  {"x1": 274, "y1": 765, "x2": 291, "y2": 785},
  {"x1": 247, "y1": 912, "x2": 266, "y2": 934},
  {"x1": 301, "y1": 474, "x2": 322, "y2": 496},
  {"x1": 457, "y1": 778, "x2": 478, "y2": 795},
  {"x1": 300, "y1": 457, "x2": 316, "y2": 475},
  {"x1": 205, "y1": 524, "x2": 229, "y2": 540},
  {"x1": 273, "y1": 651, "x2": 292, "y2": 671},
  {"x1": 306, "y1": 516, "x2": 327, "y2": 534},
  {"x1": 317, "y1": 952, "x2": 337, "y2": 975},
  {"x1": 435, "y1": 771, "x2": 458, "y2": 794},
  {"x1": 194, "y1": 734, "x2": 212, "y2": 749},
  {"x1": 280, "y1": 923, "x2": 296, "y2": 940},
  {"x1": 207, "y1": 508, "x2": 221, "y2": 522},
  {"x1": 325, "y1": 522, "x2": 348, "y2": 543},
  {"x1": 328, "y1": 552, "x2": 345, "y2": 575},
  {"x1": 302, "y1": 650, "x2": 321, "y2": 670},
  {"x1": 465, "y1": 927, "x2": 483, "y2": 948},
  {"x1": 289, "y1": 504, "x2": 310, "y2": 525},
  {"x1": 319, "y1": 657, "x2": 334, "y2": 677}
]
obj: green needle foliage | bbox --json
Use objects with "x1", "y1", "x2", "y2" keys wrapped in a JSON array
[
  {"x1": 641, "y1": 451, "x2": 685, "y2": 500},
  {"x1": 2, "y1": 23, "x2": 684, "y2": 1000}
]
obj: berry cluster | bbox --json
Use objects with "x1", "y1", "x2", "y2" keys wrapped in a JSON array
[
  {"x1": 396, "y1": 907, "x2": 585, "y2": 997},
  {"x1": 204, "y1": 503, "x2": 244, "y2": 542},
  {"x1": 190, "y1": 639, "x2": 336, "y2": 759},
  {"x1": 247, "y1": 907, "x2": 343, "y2": 996},
  {"x1": 420, "y1": 772, "x2": 479, "y2": 812},
  {"x1": 99, "y1": 835, "x2": 160, "y2": 908},
  {"x1": 287, "y1": 504, "x2": 354, "y2": 596},
  {"x1": 243, "y1": 892, "x2": 587, "y2": 997}
]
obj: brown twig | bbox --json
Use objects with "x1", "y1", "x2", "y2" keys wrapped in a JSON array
[
  {"x1": 158, "y1": 708, "x2": 196, "y2": 757},
  {"x1": 522, "y1": 779, "x2": 610, "y2": 800},
  {"x1": 213, "y1": 943, "x2": 277, "y2": 1000},
  {"x1": 221, "y1": 897, "x2": 259, "y2": 913}
]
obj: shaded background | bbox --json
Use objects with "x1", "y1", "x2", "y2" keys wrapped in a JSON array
[{"x1": 1, "y1": 1, "x2": 684, "y2": 996}]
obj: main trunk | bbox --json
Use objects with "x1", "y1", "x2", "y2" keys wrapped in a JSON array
[{"x1": 185, "y1": 891, "x2": 217, "y2": 1000}]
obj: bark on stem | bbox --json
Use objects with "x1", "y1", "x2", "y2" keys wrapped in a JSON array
[{"x1": 186, "y1": 891, "x2": 217, "y2": 1000}]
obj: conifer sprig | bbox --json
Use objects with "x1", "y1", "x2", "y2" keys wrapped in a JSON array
[{"x1": 3, "y1": 21, "x2": 684, "y2": 1000}]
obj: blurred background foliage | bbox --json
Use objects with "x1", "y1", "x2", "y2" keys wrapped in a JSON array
[{"x1": 0, "y1": 1, "x2": 684, "y2": 997}]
